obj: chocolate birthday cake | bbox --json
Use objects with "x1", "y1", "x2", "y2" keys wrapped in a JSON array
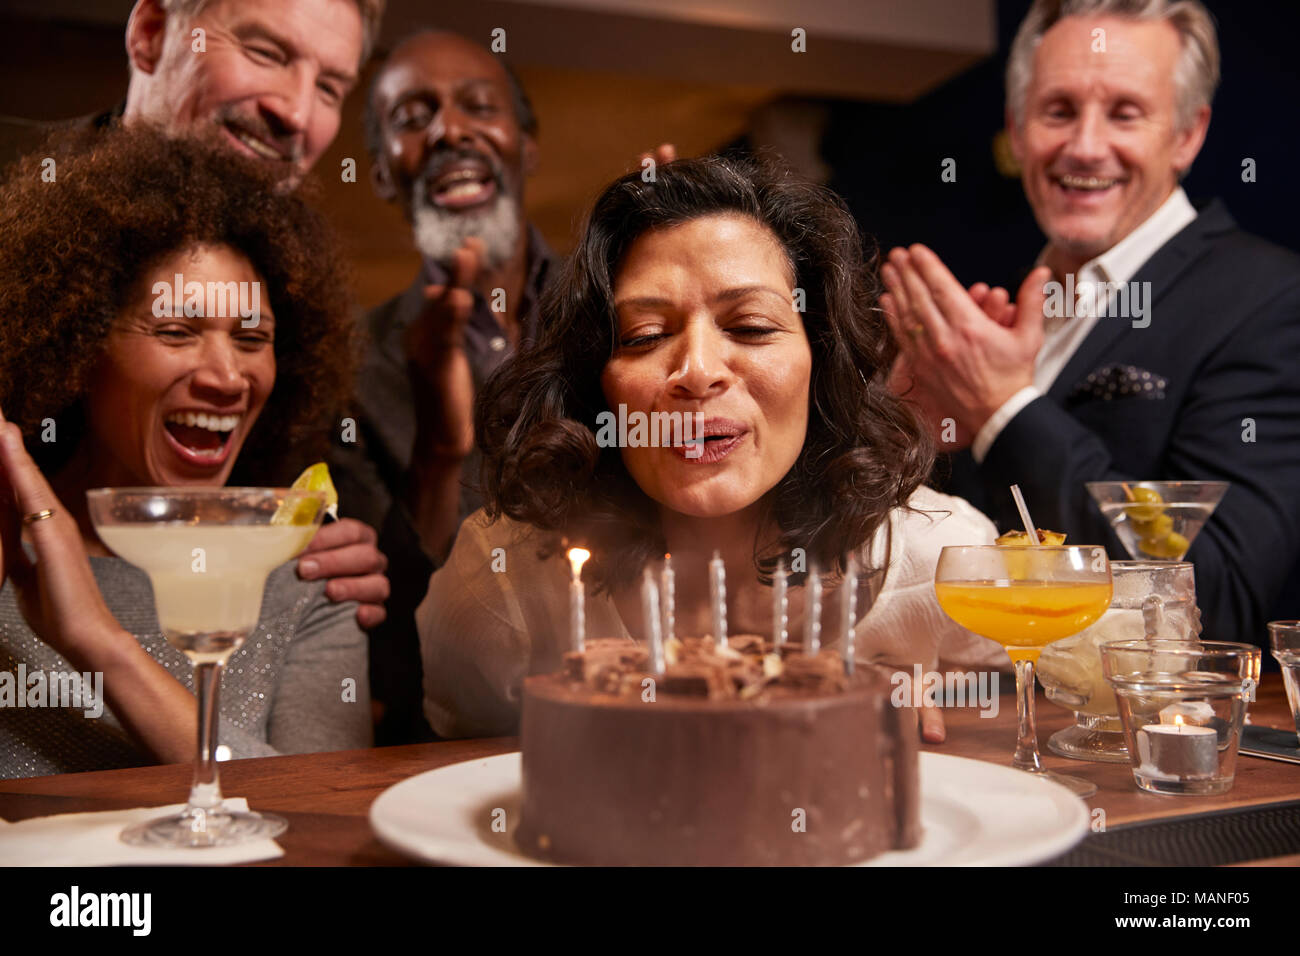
[{"x1": 517, "y1": 635, "x2": 921, "y2": 866}]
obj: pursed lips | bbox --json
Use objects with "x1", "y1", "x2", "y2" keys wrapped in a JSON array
[{"x1": 667, "y1": 417, "x2": 749, "y2": 462}]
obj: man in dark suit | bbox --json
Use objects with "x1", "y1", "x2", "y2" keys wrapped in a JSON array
[
  {"x1": 330, "y1": 31, "x2": 552, "y2": 742},
  {"x1": 881, "y1": 0, "x2": 1300, "y2": 648}
]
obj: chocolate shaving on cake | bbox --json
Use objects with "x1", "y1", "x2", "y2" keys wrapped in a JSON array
[{"x1": 564, "y1": 635, "x2": 861, "y2": 700}]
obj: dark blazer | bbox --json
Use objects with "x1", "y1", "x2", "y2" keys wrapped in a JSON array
[{"x1": 941, "y1": 200, "x2": 1300, "y2": 647}]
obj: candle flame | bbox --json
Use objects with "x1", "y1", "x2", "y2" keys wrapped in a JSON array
[
  {"x1": 1174, "y1": 714, "x2": 1185, "y2": 728},
  {"x1": 567, "y1": 547, "x2": 591, "y2": 577}
]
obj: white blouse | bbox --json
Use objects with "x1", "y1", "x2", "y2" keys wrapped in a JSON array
[{"x1": 417, "y1": 485, "x2": 1008, "y2": 738}]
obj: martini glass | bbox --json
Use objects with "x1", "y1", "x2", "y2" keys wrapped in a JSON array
[
  {"x1": 1086, "y1": 481, "x2": 1228, "y2": 561},
  {"x1": 935, "y1": 545, "x2": 1112, "y2": 797},
  {"x1": 86, "y1": 487, "x2": 326, "y2": 847}
]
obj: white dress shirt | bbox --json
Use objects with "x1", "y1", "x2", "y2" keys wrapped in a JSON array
[{"x1": 971, "y1": 187, "x2": 1198, "y2": 462}]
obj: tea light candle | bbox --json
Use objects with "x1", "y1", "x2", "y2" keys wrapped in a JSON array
[
  {"x1": 1159, "y1": 701, "x2": 1215, "y2": 726},
  {"x1": 710, "y1": 550, "x2": 727, "y2": 649},
  {"x1": 1136, "y1": 717, "x2": 1217, "y2": 781},
  {"x1": 805, "y1": 559, "x2": 823, "y2": 655},
  {"x1": 660, "y1": 554, "x2": 676, "y2": 644},
  {"x1": 772, "y1": 558, "x2": 788, "y2": 647},
  {"x1": 566, "y1": 548, "x2": 590, "y2": 653},
  {"x1": 840, "y1": 553, "x2": 859, "y2": 674},
  {"x1": 642, "y1": 567, "x2": 665, "y2": 675}
]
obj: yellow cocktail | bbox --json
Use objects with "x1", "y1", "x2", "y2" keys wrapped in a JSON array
[
  {"x1": 934, "y1": 580, "x2": 1114, "y2": 662},
  {"x1": 86, "y1": 486, "x2": 327, "y2": 848},
  {"x1": 934, "y1": 545, "x2": 1112, "y2": 797}
]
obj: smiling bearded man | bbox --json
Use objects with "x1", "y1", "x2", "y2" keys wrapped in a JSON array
[
  {"x1": 120, "y1": 0, "x2": 383, "y2": 187},
  {"x1": 329, "y1": 29, "x2": 554, "y2": 743}
]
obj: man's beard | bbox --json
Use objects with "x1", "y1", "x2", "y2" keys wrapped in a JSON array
[{"x1": 411, "y1": 174, "x2": 522, "y2": 273}]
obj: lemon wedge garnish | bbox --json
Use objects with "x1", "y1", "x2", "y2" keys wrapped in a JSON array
[{"x1": 272, "y1": 462, "x2": 338, "y2": 526}]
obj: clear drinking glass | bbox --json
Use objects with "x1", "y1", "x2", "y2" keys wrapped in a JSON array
[
  {"x1": 1268, "y1": 621, "x2": 1300, "y2": 742},
  {"x1": 1038, "y1": 561, "x2": 1199, "y2": 762},
  {"x1": 1102, "y1": 640, "x2": 1261, "y2": 795},
  {"x1": 934, "y1": 545, "x2": 1112, "y2": 797},
  {"x1": 86, "y1": 487, "x2": 326, "y2": 847}
]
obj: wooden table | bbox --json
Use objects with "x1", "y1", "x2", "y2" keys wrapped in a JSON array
[{"x1": 2, "y1": 678, "x2": 1297, "y2": 865}]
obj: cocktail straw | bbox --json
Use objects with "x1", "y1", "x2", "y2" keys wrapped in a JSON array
[{"x1": 1010, "y1": 484, "x2": 1040, "y2": 545}]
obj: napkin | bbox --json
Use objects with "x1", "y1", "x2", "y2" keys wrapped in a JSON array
[{"x1": 0, "y1": 798, "x2": 285, "y2": 866}]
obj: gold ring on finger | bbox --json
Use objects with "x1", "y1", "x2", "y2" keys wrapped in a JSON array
[
  {"x1": 908, "y1": 324, "x2": 926, "y2": 339},
  {"x1": 21, "y1": 508, "x2": 55, "y2": 525}
]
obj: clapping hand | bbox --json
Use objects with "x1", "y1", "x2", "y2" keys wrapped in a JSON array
[
  {"x1": 405, "y1": 237, "x2": 484, "y2": 377},
  {"x1": 880, "y1": 244, "x2": 1050, "y2": 447},
  {"x1": 0, "y1": 406, "x2": 122, "y2": 669},
  {"x1": 404, "y1": 238, "x2": 483, "y2": 460},
  {"x1": 636, "y1": 143, "x2": 677, "y2": 174}
]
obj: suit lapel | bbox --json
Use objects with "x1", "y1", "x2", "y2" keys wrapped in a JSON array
[{"x1": 1048, "y1": 200, "x2": 1236, "y2": 401}]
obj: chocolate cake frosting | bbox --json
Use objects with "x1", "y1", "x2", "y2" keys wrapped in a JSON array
[{"x1": 517, "y1": 636, "x2": 921, "y2": 866}]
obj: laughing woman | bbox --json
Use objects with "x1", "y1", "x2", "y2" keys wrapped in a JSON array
[
  {"x1": 418, "y1": 154, "x2": 1006, "y2": 741},
  {"x1": 0, "y1": 127, "x2": 372, "y2": 778}
]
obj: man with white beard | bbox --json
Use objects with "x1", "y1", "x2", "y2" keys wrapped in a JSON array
[{"x1": 334, "y1": 30, "x2": 552, "y2": 741}]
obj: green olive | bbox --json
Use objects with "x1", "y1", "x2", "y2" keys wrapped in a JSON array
[
  {"x1": 1139, "y1": 532, "x2": 1189, "y2": 559},
  {"x1": 1125, "y1": 486, "x2": 1165, "y2": 522},
  {"x1": 1162, "y1": 532, "x2": 1190, "y2": 557},
  {"x1": 1133, "y1": 513, "x2": 1173, "y2": 538}
]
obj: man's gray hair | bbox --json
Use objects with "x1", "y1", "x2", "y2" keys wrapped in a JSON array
[
  {"x1": 1006, "y1": 0, "x2": 1220, "y2": 132},
  {"x1": 159, "y1": 0, "x2": 386, "y2": 64}
]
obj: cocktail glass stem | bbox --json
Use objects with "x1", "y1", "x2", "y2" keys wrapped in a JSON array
[
  {"x1": 1013, "y1": 658, "x2": 1044, "y2": 772},
  {"x1": 184, "y1": 660, "x2": 225, "y2": 832}
]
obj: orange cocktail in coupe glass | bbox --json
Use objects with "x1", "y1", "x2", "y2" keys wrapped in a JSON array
[{"x1": 935, "y1": 545, "x2": 1112, "y2": 797}]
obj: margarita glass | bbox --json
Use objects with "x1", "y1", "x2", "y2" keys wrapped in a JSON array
[
  {"x1": 86, "y1": 487, "x2": 326, "y2": 847},
  {"x1": 935, "y1": 545, "x2": 1112, "y2": 797}
]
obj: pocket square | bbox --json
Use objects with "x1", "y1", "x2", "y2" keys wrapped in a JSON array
[{"x1": 1069, "y1": 364, "x2": 1167, "y2": 401}]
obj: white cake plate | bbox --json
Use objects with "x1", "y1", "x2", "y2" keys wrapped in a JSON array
[{"x1": 369, "y1": 751, "x2": 1089, "y2": 866}]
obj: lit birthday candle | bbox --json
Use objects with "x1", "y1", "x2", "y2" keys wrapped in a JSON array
[
  {"x1": 642, "y1": 567, "x2": 665, "y2": 675},
  {"x1": 805, "y1": 559, "x2": 823, "y2": 655},
  {"x1": 660, "y1": 554, "x2": 676, "y2": 644},
  {"x1": 840, "y1": 553, "x2": 859, "y2": 674},
  {"x1": 772, "y1": 558, "x2": 788, "y2": 647},
  {"x1": 710, "y1": 550, "x2": 727, "y2": 650},
  {"x1": 566, "y1": 548, "x2": 591, "y2": 652}
]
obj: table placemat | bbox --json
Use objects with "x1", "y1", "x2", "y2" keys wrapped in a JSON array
[{"x1": 1043, "y1": 799, "x2": 1300, "y2": 866}]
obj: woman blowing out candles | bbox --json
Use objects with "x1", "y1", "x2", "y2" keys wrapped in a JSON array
[
  {"x1": 418, "y1": 154, "x2": 1005, "y2": 741},
  {"x1": 0, "y1": 128, "x2": 372, "y2": 779}
]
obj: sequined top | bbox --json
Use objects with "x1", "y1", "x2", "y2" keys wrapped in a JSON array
[{"x1": 0, "y1": 556, "x2": 372, "y2": 780}]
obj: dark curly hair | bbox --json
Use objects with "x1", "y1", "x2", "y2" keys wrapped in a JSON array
[
  {"x1": 477, "y1": 153, "x2": 935, "y2": 591},
  {"x1": 0, "y1": 125, "x2": 357, "y2": 484}
]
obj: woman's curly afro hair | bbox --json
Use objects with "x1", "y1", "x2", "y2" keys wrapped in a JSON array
[{"x1": 0, "y1": 124, "x2": 357, "y2": 484}]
